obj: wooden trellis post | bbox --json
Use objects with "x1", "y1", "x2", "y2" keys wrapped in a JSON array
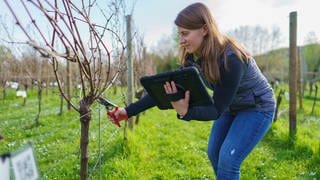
[
  {"x1": 289, "y1": 11, "x2": 297, "y2": 139},
  {"x1": 297, "y1": 47, "x2": 303, "y2": 110},
  {"x1": 126, "y1": 14, "x2": 134, "y2": 130}
]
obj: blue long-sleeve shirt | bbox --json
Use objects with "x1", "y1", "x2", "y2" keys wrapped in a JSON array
[{"x1": 125, "y1": 50, "x2": 275, "y2": 121}]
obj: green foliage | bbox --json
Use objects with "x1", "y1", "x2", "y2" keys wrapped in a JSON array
[
  {"x1": 153, "y1": 53, "x2": 180, "y2": 73},
  {"x1": 0, "y1": 86, "x2": 319, "y2": 179},
  {"x1": 303, "y1": 43, "x2": 320, "y2": 80},
  {"x1": 255, "y1": 43, "x2": 320, "y2": 82},
  {"x1": 254, "y1": 47, "x2": 289, "y2": 81},
  {"x1": 151, "y1": 27, "x2": 180, "y2": 73}
]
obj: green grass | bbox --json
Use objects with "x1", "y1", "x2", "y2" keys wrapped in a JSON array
[{"x1": 0, "y1": 86, "x2": 319, "y2": 179}]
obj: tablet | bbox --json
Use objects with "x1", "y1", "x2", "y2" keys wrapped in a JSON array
[{"x1": 140, "y1": 66, "x2": 214, "y2": 109}]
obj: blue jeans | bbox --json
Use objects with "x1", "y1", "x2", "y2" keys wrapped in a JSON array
[{"x1": 207, "y1": 110, "x2": 274, "y2": 180}]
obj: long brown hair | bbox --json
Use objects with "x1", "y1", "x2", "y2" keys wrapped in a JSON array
[{"x1": 174, "y1": 2, "x2": 250, "y2": 83}]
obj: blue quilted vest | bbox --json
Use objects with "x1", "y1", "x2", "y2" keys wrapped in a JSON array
[
  {"x1": 228, "y1": 57, "x2": 275, "y2": 112},
  {"x1": 185, "y1": 48, "x2": 275, "y2": 113}
]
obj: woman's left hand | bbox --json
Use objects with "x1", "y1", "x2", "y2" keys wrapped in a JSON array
[{"x1": 164, "y1": 81, "x2": 190, "y2": 117}]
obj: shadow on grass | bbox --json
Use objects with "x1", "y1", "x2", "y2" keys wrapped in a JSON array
[
  {"x1": 264, "y1": 126, "x2": 313, "y2": 159},
  {"x1": 262, "y1": 125, "x2": 320, "y2": 178}
]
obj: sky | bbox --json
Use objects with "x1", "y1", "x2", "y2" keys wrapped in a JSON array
[
  {"x1": 131, "y1": 0, "x2": 320, "y2": 49},
  {"x1": 0, "y1": 0, "x2": 319, "y2": 52}
]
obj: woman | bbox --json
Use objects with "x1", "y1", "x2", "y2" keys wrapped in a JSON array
[{"x1": 112, "y1": 2, "x2": 275, "y2": 179}]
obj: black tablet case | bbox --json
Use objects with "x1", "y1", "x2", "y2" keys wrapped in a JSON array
[{"x1": 140, "y1": 66, "x2": 214, "y2": 109}]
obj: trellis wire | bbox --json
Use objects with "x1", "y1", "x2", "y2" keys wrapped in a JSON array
[{"x1": 1, "y1": 107, "x2": 120, "y2": 178}]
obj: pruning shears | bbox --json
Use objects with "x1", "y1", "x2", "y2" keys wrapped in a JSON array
[{"x1": 97, "y1": 97, "x2": 128, "y2": 127}]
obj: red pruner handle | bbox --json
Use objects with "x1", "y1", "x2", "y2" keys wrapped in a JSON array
[{"x1": 107, "y1": 107, "x2": 128, "y2": 127}]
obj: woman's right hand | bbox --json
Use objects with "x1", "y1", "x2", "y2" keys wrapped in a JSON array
[
  {"x1": 107, "y1": 107, "x2": 129, "y2": 127},
  {"x1": 113, "y1": 107, "x2": 128, "y2": 120}
]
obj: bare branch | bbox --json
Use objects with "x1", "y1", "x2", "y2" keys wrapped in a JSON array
[
  {"x1": 3, "y1": 0, "x2": 33, "y2": 40},
  {"x1": 4, "y1": 0, "x2": 127, "y2": 109}
]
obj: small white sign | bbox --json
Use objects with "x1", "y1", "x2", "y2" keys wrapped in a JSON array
[
  {"x1": 0, "y1": 155, "x2": 10, "y2": 180},
  {"x1": 16, "y1": 90, "x2": 27, "y2": 98},
  {"x1": 11, "y1": 145, "x2": 39, "y2": 180},
  {"x1": 9, "y1": 82, "x2": 19, "y2": 89},
  {"x1": 284, "y1": 91, "x2": 289, "y2": 100}
]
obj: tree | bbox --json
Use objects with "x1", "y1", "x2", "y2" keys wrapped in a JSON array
[
  {"x1": 303, "y1": 43, "x2": 320, "y2": 80},
  {"x1": 254, "y1": 47, "x2": 289, "y2": 81},
  {"x1": 227, "y1": 25, "x2": 283, "y2": 55},
  {"x1": 151, "y1": 29, "x2": 179, "y2": 73},
  {"x1": 0, "y1": 44, "x2": 14, "y2": 101},
  {"x1": 228, "y1": 25, "x2": 285, "y2": 81},
  {"x1": 21, "y1": 49, "x2": 53, "y2": 126},
  {"x1": 302, "y1": 43, "x2": 320, "y2": 95},
  {"x1": 3, "y1": 1, "x2": 127, "y2": 179},
  {"x1": 304, "y1": 31, "x2": 319, "y2": 44}
]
